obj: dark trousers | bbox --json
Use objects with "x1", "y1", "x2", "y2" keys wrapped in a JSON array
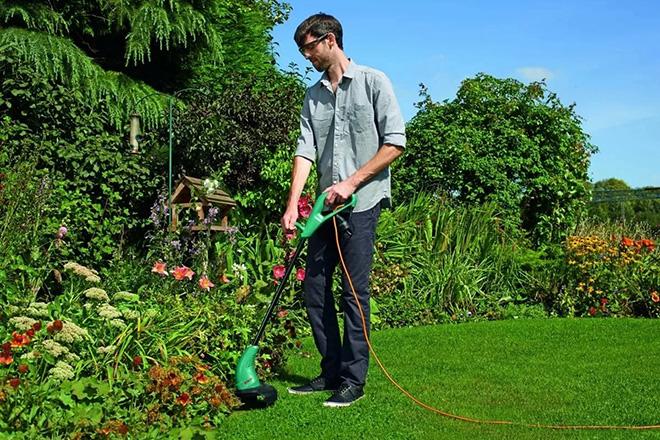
[{"x1": 303, "y1": 203, "x2": 380, "y2": 387}]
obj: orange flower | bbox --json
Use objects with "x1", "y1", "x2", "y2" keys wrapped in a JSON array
[
  {"x1": 620, "y1": 236, "x2": 634, "y2": 247},
  {"x1": 198, "y1": 275, "x2": 215, "y2": 291},
  {"x1": 10, "y1": 332, "x2": 30, "y2": 348},
  {"x1": 193, "y1": 372, "x2": 209, "y2": 384},
  {"x1": 0, "y1": 352, "x2": 13, "y2": 366},
  {"x1": 640, "y1": 239, "x2": 655, "y2": 252},
  {"x1": 652, "y1": 291, "x2": 660, "y2": 303},
  {"x1": 221, "y1": 273, "x2": 230, "y2": 283},
  {"x1": 151, "y1": 261, "x2": 169, "y2": 276},
  {"x1": 176, "y1": 392, "x2": 191, "y2": 406},
  {"x1": 172, "y1": 265, "x2": 195, "y2": 281}
]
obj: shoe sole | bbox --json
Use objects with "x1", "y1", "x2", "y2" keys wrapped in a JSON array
[
  {"x1": 287, "y1": 388, "x2": 338, "y2": 395},
  {"x1": 322, "y1": 394, "x2": 365, "y2": 407}
]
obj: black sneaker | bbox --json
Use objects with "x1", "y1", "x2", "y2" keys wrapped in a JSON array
[
  {"x1": 323, "y1": 383, "x2": 365, "y2": 407},
  {"x1": 287, "y1": 376, "x2": 339, "y2": 395}
]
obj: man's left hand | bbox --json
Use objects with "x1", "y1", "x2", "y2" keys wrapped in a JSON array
[{"x1": 324, "y1": 179, "x2": 356, "y2": 206}]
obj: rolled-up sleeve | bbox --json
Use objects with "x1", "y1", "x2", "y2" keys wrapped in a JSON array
[
  {"x1": 373, "y1": 73, "x2": 406, "y2": 148},
  {"x1": 295, "y1": 89, "x2": 316, "y2": 161}
]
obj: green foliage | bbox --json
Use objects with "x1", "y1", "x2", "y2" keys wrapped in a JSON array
[
  {"x1": 588, "y1": 178, "x2": 660, "y2": 229},
  {"x1": 396, "y1": 75, "x2": 597, "y2": 245},
  {"x1": 0, "y1": 63, "x2": 162, "y2": 267},
  {"x1": 371, "y1": 193, "x2": 536, "y2": 327},
  {"x1": 0, "y1": 0, "x2": 290, "y2": 127},
  {"x1": 165, "y1": 69, "x2": 307, "y2": 225}
]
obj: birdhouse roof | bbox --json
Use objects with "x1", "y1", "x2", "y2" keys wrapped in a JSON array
[{"x1": 171, "y1": 176, "x2": 237, "y2": 206}]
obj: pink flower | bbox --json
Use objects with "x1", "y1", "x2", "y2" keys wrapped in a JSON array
[
  {"x1": 296, "y1": 267, "x2": 306, "y2": 281},
  {"x1": 172, "y1": 265, "x2": 195, "y2": 281},
  {"x1": 273, "y1": 265, "x2": 286, "y2": 280},
  {"x1": 56, "y1": 225, "x2": 68, "y2": 239},
  {"x1": 284, "y1": 230, "x2": 295, "y2": 241},
  {"x1": 198, "y1": 275, "x2": 215, "y2": 291},
  {"x1": 151, "y1": 261, "x2": 168, "y2": 276},
  {"x1": 298, "y1": 195, "x2": 313, "y2": 219}
]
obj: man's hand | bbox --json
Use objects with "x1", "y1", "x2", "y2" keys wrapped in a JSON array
[
  {"x1": 324, "y1": 179, "x2": 357, "y2": 207},
  {"x1": 281, "y1": 206, "x2": 299, "y2": 237}
]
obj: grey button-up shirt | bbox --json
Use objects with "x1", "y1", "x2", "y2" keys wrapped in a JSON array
[{"x1": 295, "y1": 60, "x2": 406, "y2": 212}]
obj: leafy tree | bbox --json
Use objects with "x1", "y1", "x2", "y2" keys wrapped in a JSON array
[
  {"x1": 0, "y1": 0, "x2": 290, "y2": 127},
  {"x1": 395, "y1": 74, "x2": 597, "y2": 244}
]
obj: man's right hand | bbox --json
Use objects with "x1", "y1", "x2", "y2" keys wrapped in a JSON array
[{"x1": 281, "y1": 206, "x2": 299, "y2": 238}]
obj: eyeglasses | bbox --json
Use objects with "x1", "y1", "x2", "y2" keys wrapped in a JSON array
[{"x1": 298, "y1": 33, "x2": 329, "y2": 55}]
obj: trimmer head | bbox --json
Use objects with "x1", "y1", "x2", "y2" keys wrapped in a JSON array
[{"x1": 236, "y1": 383, "x2": 278, "y2": 409}]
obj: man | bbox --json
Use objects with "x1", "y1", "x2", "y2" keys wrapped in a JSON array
[{"x1": 282, "y1": 13, "x2": 405, "y2": 407}]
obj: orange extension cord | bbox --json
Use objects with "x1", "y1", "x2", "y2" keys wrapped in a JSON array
[{"x1": 331, "y1": 217, "x2": 660, "y2": 431}]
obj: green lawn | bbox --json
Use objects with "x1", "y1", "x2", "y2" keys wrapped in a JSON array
[{"x1": 218, "y1": 319, "x2": 660, "y2": 440}]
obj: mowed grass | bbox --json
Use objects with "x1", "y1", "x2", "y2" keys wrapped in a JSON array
[{"x1": 218, "y1": 319, "x2": 660, "y2": 439}]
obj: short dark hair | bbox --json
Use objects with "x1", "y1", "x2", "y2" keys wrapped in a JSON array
[{"x1": 294, "y1": 13, "x2": 343, "y2": 50}]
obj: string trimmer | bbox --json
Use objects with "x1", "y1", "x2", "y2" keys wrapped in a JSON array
[{"x1": 234, "y1": 192, "x2": 357, "y2": 409}]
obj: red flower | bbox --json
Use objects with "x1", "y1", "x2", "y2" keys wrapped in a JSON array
[
  {"x1": 298, "y1": 195, "x2": 313, "y2": 219},
  {"x1": 588, "y1": 306, "x2": 597, "y2": 316},
  {"x1": 198, "y1": 275, "x2": 215, "y2": 291},
  {"x1": 172, "y1": 266, "x2": 195, "y2": 281},
  {"x1": 176, "y1": 392, "x2": 191, "y2": 406},
  {"x1": 32, "y1": 321, "x2": 42, "y2": 331},
  {"x1": 17, "y1": 364, "x2": 29, "y2": 374},
  {"x1": 53, "y1": 320, "x2": 63, "y2": 331},
  {"x1": 151, "y1": 261, "x2": 169, "y2": 276},
  {"x1": 26, "y1": 328, "x2": 35, "y2": 338},
  {"x1": 272, "y1": 265, "x2": 286, "y2": 280},
  {"x1": 133, "y1": 356, "x2": 143, "y2": 368},
  {"x1": 8, "y1": 378, "x2": 20, "y2": 389},
  {"x1": 2, "y1": 342, "x2": 10, "y2": 353},
  {"x1": 600, "y1": 298, "x2": 608, "y2": 305},
  {"x1": 296, "y1": 267, "x2": 306, "y2": 282},
  {"x1": 0, "y1": 352, "x2": 13, "y2": 366}
]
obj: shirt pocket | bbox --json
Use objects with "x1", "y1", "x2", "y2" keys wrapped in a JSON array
[
  {"x1": 311, "y1": 112, "x2": 334, "y2": 145},
  {"x1": 349, "y1": 104, "x2": 373, "y2": 133}
]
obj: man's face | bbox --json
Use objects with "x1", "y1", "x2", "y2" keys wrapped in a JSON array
[{"x1": 299, "y1": 32, "x2": 331, "y2": 72}]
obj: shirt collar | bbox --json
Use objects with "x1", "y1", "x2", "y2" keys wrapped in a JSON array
[{"x1": 319, "y1": 59, "x2": 357, "y2": 89}]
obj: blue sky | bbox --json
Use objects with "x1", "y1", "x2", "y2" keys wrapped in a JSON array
[{"x1": 271, "y1": 1, "x2": 660, "y2": 188}]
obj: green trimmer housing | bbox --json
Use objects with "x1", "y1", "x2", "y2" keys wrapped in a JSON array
[{"x1": 235, "y1": 193, "x2": 357, "y2": 409}]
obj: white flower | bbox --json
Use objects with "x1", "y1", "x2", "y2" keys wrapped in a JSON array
[
  {"x1": 84, "y1": 287, "x2": 109, "y2": 302},
  {"x1": 26, "y1": 302, "x2": 50, "y2": 318},
  {"x1": 121, "y1": 309, "x2": 140, "y2": 320},
  {"x1": 63, "y1": 262, "x2": 101, "y2": 283},
  {"x1": 9, "y1": 316, "x2": 38, "y2": 331},
  {"x1": 53, "y1": 321, "x2": 89, "y2": 344},
  {"x1": 97, "y1": 303, "x2": 122, "y2": 320},
  {"x1": 109, "y1": 319, "x2": 127, "y2": 329},
  {"x1": 97, "y1": 345, "x2": 117, "y2": 355},
  {"x1": 113, "y1": 291, "x2": 139, "y2": 302},
  {"x1": 49, "y1": 361, "x2": 75, "y2": 381},
  {"x1": 42, "y1": 339, "x2": 70, "y2": 358}
]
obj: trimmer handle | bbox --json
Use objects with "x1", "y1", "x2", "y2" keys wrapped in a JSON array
[{"x1": 296, "y1": 193, "x2": 357, "y2": 239}]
